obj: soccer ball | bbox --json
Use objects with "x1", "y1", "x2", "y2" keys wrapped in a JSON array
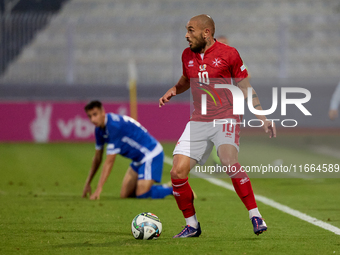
[{"x1": 131, "y1": 212, "x2": 162, "y2": 240}]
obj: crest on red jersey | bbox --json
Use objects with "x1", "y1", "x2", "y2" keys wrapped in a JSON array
[{"x1": 212, "y1": 58, "x2": 221, "y2": 67}]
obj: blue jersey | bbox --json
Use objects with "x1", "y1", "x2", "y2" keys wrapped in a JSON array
[{"x1": 95, "y1": 113, "x2": 159, "y2": 163}]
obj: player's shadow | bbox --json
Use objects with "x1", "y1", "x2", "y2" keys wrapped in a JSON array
[
  {"x1": 36, "y1": 228, "x2": 132, "y2": 249},
  {"x1": 53, "y1": 241, "x2": 129, "y2": 249},
  {"x1": 33, "y1": 229, "x2": 129, "y2": 236},
  {"x1": 53, "y1": 237, "x2": 168, "y2": 249}
]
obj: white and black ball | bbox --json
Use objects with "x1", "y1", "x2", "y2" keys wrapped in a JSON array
[{"x1": 131, "y1": 212, "x2": 162, "y2": 240}]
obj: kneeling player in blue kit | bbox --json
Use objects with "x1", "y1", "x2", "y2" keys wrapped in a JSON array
[{"x1": 82, "y1": 100, "x2": 173, "y2": 200}]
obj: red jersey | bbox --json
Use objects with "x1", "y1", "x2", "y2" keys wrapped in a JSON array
[{"x1": 182, "y1": 40, "x2": 248, "y2": 122}]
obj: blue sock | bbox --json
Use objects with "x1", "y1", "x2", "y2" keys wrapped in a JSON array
[
  {"x1": 137, "y1": 189, "x2": 152, "y2": 199},
  {"x1": 137, "y1": 185, "x2": 173, "y2": 199}
]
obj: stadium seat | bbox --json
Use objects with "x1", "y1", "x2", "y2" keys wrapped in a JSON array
[{"x1": 1, "y1": 0, "x2": 339, "y2": 85}]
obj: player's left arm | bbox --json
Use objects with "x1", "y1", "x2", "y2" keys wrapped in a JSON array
[
  {"x1": 90, "y1": 154, "x2": 117, "y2": 200},
  {"x1": 237, "y1": 77, "x2": 276, "y2": 138}
]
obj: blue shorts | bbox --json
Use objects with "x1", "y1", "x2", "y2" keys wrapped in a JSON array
[{"x1": 130, "y1": 151, "x2": 164, "y2": 183}]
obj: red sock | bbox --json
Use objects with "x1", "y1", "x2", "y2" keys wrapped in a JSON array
[
  {"x1": 227, "y1": 163, "x2": 257, "y2": 210},
  {"x1": 171, "y1": 177, "x2": 195, "y2": 218}
]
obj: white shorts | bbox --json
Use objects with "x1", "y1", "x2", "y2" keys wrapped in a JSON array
[{"x1": 173, "y1": 120, "x2": 240, "y2": 165}]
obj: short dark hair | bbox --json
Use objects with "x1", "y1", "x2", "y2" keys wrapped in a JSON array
[{"x1": 84, "y1": 100, "x2": 102, "y2": 112}]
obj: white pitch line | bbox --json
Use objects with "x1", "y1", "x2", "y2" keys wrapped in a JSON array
[
  {"x1": 310, "y1": 145, "x2": 340, "y2": 159},
  {"x1": 164, "y1": 155, "x2": 340, "y2": 235}
]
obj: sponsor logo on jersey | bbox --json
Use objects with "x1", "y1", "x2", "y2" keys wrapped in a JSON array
[
  {"x1": 188, "y1": 60, "x2": 194, "y2": 67},
  {"x1": 103, "y1": 127, "x2": 109, "y2": 138},
  {"x1": 199, "y1": 64, "x2": 207, "y2": 71},
  {"x1": 212, "y1": 58, "x2": 221, "y2": 67},
  {"x1": 240, "y1": 64, "x2": 246, "y2": 72}
]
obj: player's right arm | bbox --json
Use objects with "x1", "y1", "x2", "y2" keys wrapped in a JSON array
[
  {"x1": 159, "y1": 75, "x2": 190, "y2": 107},
  {"x1": 90, "y1": 153, "x2": 116, "y2": 200},
  {"x1": 82, "y1": 149, "x2": 103, "y2": 198}
]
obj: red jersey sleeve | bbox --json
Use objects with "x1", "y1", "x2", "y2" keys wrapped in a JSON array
[
  {"x1": 181, "y1": 48, "x2": 189, "y2": 78},
  {"x1": 229, "y1": 47, "x2": 248, "y2": 83},
  {"x1": 182, "y1": 48, "x2": 194, "y2": 78}
]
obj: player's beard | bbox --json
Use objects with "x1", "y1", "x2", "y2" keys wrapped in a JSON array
[{"x1": 189, "y1": 34, "x2": 206, "y2": 53}]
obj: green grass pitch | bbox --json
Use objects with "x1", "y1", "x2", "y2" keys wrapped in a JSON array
[{"x1": 1, "y1": 134, "x2": 340, "y2": 254}]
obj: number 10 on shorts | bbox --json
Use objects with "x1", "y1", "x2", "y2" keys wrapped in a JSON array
[
  {"x1": 218, "y1": 120, "x2": 239, "y2": 147},
  {"x1": 222, "y1": 123, "x2": 234, "y2": 134}
]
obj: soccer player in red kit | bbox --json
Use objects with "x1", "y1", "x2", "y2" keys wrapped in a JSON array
[{"x1": 159, "y1": 14, "x2": 276, "y2": 238}]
